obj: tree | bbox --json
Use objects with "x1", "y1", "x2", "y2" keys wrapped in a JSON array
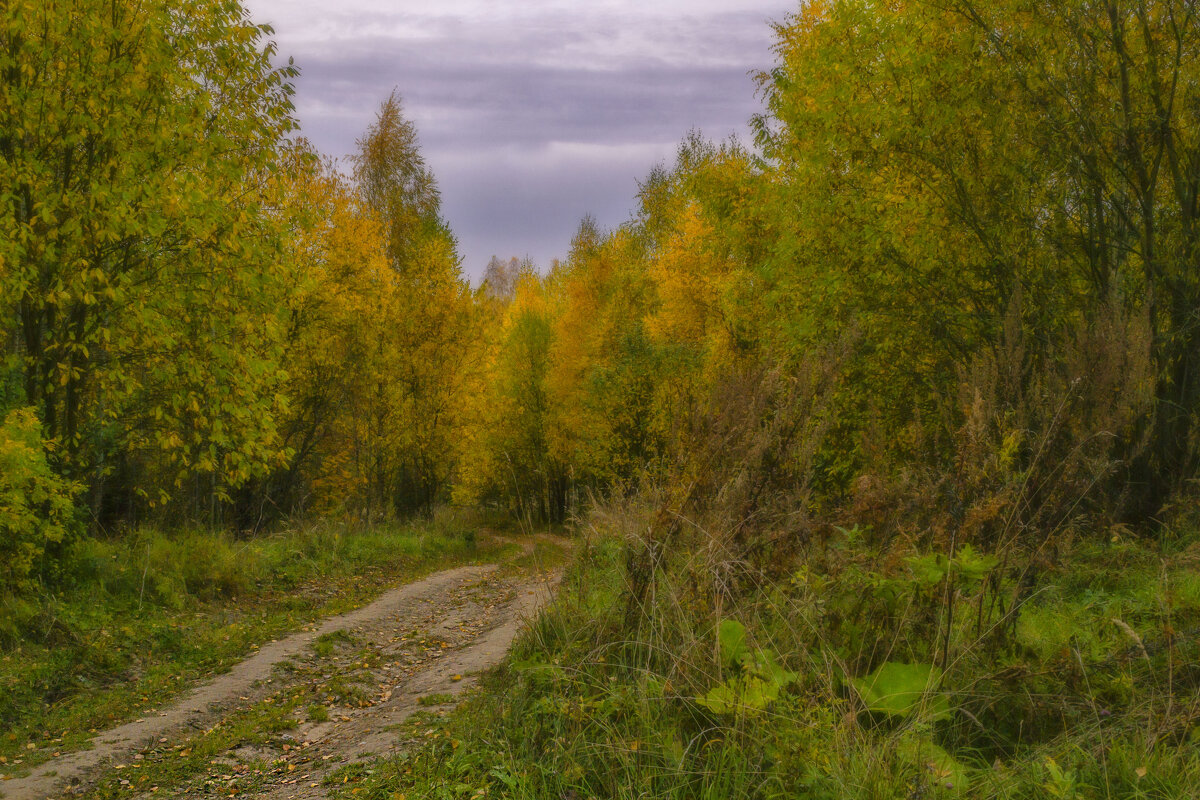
[
  {"x1": 350, "y1": 94, "x2": 475, "y2": 517},
  {"x1": 353, "y1": 92, "x2": 441, "y2": 277},
  {"x1": 0, "y1": 0, "x2": 300, "y2": 520},
  {"x1": 945, "y1": 0, "x2": 1200, "y2": 515},
  {"x1": 754, "y1": 0, "x2": 1200, "y2": 514},
  {"x1": 482, "y1": 256, "x2": 522, "y2": 301}
]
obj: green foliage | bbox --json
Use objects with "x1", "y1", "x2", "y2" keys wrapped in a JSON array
[
  {"x1": 906, "y1": 545, "x2": 999, "y2": 592},
  {"x1": 0, "y1": 408, "x2": 77, "y2": 592},
  {"x1": 851, "y1": 662, "x2": 948, "y2": 720},
  {"x1": 0, "y1": 0, "x2": 301, "y2": 517},
  {"x1": 696, "y1": 646, "x2": 796, "y2": 717},
  {"x1": 716, "y1": 618, "x2": 748, "y2": 666},
  {"x1": 696, "y1": 619, "x2": 797, "y2": 716},
  {"x1": 898, "y1": 738, "x2": 969, "y2": 796},
  {"x1": 1041, "y1": 757, "x2": 1080, "y2": 799},
  {"x1": 354, "y1": 91, "x2": 443, "y2": 275}
]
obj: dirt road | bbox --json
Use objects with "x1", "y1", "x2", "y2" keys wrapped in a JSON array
[{"x1": 2, "y1": 539, "x2": 563, "y2": 800}]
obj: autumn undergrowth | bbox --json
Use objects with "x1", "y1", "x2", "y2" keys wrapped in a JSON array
[
  {"x1": 337, "y1": 355, "x2": 1200, "y2": 800},
  {"x1": 0, "y1": 509, "x2": 504, "y2": 772}
]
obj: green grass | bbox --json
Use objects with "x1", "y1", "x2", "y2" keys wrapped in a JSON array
[
  {"x1": 312, "y1": 629, "x2": 354, "y2": 658},
  {"x1": 0, "y1": 512, "x2": 508, "y2": 772},
  {"x1": 334, "y1": 527, "x2": 1200, "y2": 800},
  {"x1": 506, "y1": 536, "x2": 575, "y2": 574}
]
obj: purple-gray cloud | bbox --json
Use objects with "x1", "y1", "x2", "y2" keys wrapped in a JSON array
[{"x1": 243, "y1": 1, "x2": 794, "y2": 278}]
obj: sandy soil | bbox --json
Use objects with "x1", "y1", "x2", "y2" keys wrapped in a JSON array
[{"x1": 1, "y1": 540, "x2": 562, "y2": 800}]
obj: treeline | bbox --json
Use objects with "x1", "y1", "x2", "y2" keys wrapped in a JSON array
[
  {"x1": 0, "y1": 0, "x2": 476, "y2": 592},
  {"x1": 6, "y1": 0, "x2": 1200, "y2": 594},
  {"x1": 466, "y1": 0, "x2": 1200, "y2": 549}
]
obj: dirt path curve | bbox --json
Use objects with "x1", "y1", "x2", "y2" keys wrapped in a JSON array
[{"x1": 2, "y1": 537, "x2": 564, "y2": 800}]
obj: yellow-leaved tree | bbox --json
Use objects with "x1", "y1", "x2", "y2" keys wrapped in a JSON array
[{"x1": 348, "y1": 94, "x2": 477, "y2": 518}]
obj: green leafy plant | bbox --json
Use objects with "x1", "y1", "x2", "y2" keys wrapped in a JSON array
[
  {"x1": 852, "y1": 661, "x2": 949, "y2": 720},
  {"x1": 1042, "y1": 756, "x2": 1080, "y2": 799},
  {"x1": 717, "y1": 617, "x2": 748, "y2": 664},
  {"x1": 696, "y1": 620, "x2": 797, "y2": 715},
  {"x1": 900, "y1": 738, "x2": 970, "y2": 794},
  {"x1": 906, "y1": 544, "x2": 998, "y2": 592}
]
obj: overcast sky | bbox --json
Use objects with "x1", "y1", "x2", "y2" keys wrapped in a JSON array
[{"x1": 242, "y1": 0, "x2": 793, "y2": 280}]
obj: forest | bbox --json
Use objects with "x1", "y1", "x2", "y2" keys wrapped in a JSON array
[{"x1": 2, "y1": 0, "x2": 1200, "y2": 798}]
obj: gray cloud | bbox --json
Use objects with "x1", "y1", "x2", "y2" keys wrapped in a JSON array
[
  {"x1": 296, "y1": 56, "x2": 764, "y2": 148},
  {"x1": 435, "y1": 141, "x2": 684, "y2": 275},
  {"x1": 245, "y1": 1, "x2": 793, "y2": 277}
]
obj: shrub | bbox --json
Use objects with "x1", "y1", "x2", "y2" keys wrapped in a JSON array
[{"x1": 0, "y1": 408, "x2": 78, "y2": 593}]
